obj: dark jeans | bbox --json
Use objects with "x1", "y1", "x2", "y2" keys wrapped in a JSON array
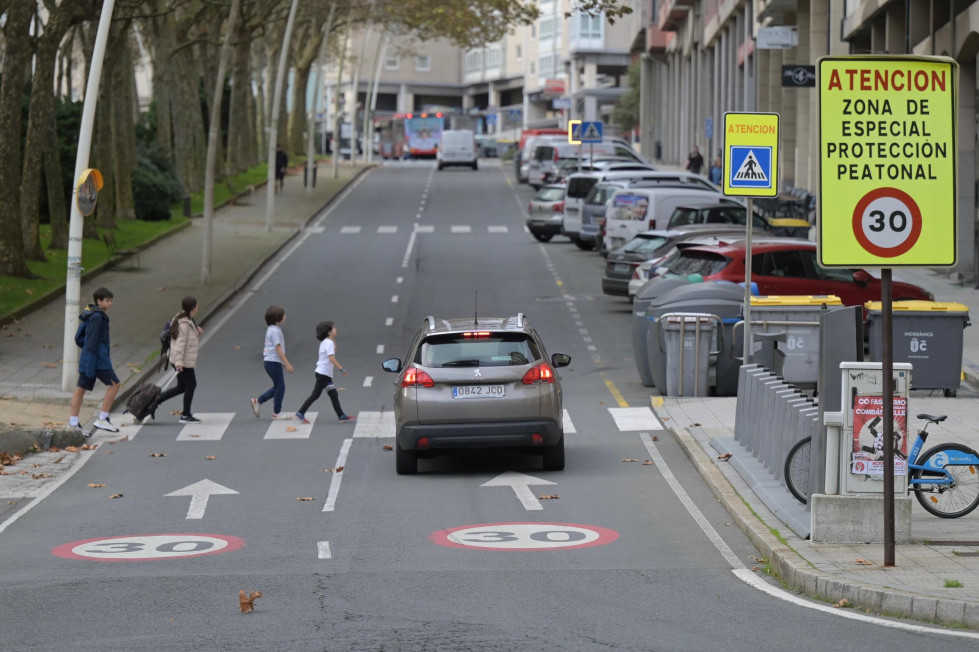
[
  {"x1": 258, "y1": 361, "x2": 285, "y2": 414},
  {"x1": 297, "y1": 372, "x2": 344, "y2": 418},
  {"x1": 159, "y1": 368, "x2": 197, "y2": 416}
]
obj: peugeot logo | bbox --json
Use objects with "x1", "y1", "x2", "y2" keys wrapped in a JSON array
[{"x1": 473, "y1": 369, "x2": 482, "y2": 379}]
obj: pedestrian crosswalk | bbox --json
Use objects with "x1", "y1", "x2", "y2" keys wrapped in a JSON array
[
  {"x1": 112, "y1": 407, "x2": 661, "y2": 442},
  {"x1": 337, "y1": 225, "x2": 510, "y2": 235}
]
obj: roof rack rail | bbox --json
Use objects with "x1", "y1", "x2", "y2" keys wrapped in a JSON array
[
  {"x1": 426, "y1": 316, "x2": 435, "y2": 331},
  {"x1": 516, "y1": 313, "x2": 525, "y2": 328}
]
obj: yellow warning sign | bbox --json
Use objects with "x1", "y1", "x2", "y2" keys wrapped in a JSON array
[
  {"x1": 722, "y1": 112, "x2": 779, "y2": 197},
  {"x1": 818, "y1": 55, "x2": 958, "y2": 267}
]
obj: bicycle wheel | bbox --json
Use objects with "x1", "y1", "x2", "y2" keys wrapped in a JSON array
[
  {"x1": 912, "y1": 443, "x2": 979, "y2": 518},
  {"x1": 784, "y1": 437, "x2": 811, "y2": 504}
]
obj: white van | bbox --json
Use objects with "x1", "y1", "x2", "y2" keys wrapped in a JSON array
[
  {"x1": 437, "y1": 130, "x2": 477, "y2": 170},
  {"x1": 603, "y1": 188, "x2": 726, "y2": 252},
  {"x1": 563, "y1": 171, "x2": 717, "y2": 248}
]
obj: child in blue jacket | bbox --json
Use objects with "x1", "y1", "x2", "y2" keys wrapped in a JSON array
[{"x1": 69, "y1": 287, "x2": 121, "y2": 434}]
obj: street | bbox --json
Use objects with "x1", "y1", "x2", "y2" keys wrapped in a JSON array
[{"x1": 0, "y1": 161, "x2": 971, "y2": 651}]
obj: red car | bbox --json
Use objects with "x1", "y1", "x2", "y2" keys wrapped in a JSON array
[{"x1": 665, "y1": 239, "x2": 934, "y2": 306}]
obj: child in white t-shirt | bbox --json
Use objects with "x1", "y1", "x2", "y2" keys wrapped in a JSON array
[
  {"x1": 250, "y1": 305, "x2": 294, "y2": 419},
  {"x1": 295, "y1": 321, "x2": 354, "y2": 424}
]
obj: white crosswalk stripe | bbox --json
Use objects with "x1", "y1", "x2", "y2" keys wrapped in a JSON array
[
  {"x1": 352, "y1": 411, "x2": 395, "y2": 438},
  {"x1": 487, "y1": 226, "x2": 508, "y2": 233},
  {"x1": 377, "y1": 226, "x2": 398, "y2": 234},
  {"x1": 264, "y1": 413, "x2": 317, "y2": 439},
  {"x1": 607, "y1": 407, "x2": 663, "y2": 431},
  {"x1": 339, "y1": 226, "x2": 361, "y2": 234},
  {"x1": 451, "y1": 225, "x2": 471, "y2": 234},
  {"x1": 415, "y1": 225, "x2": 434, "y2": 233},
  {"x1": 175, "y1": 413, "x2": 236, "y2": 441}
]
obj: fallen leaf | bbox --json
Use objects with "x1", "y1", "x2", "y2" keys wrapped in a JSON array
[
  {"x1": 88, "y1": 483, "x2": 106, "y2": 488},
  {"x1": 750, "y1": 555, "x2": 763, "y2": 563},
  {"x1": 690, "y1": 422, "x2": 701, "y2": 427},
  {"x1": 751, "y1": 566, "x2": 760, "y2": 572},
  {"x1": 239, "y1": 590, "x2": 262, "y2": 613},
  {"x1": 382, "y1": 445, "x2": 393, "y2": 451},
  {"x1": 110, "y1": 493, "x2": 123, "y2": 499},
  {"x1": 285, "y1": 426, "x2": 297, "y2": 432},
  {"x1": 157, "y1": 287, "x2": 166, "y2": 292},
  {"x1": 25, "y1": 289, "x2": 34, "y2": 295},
  {"x1": 724, "y1": 522, "x2": 733, "y2": 526},
  {"x1": 853, "y1": 558, "x2": 873, "y2": 565},
  {"x1": 321, "y1": 468, "x2": 334, "y2": 472},
  {"x1": 0, "y1": 470, "x2": 10, "y2": 475},
  {"x1": 125, "y1": 362, "x2": 139, "y2": 367},
  {"x1": 107, "y1": 450, "x2": 114, "y2": 454},
  {"x1": 7, "y1": 501, "x2": 14, "y2": 505},
  {"x1": 642, "y1": 460, "x2": 654, "y2": 466},
  {"x1": 130, "y1": 368, "x2": 140, "y2": 374},
  {"x1": 32, "y1": 462, "x2": 42, "y2": 468},
  {"x1": 205, "y1": 455, "x2": 216, "y2": 460},
  {"x1": 149, "y1": 452, "x2": 167, "y2": 458},
  {"x1": 42, "y1": 362, "x2": 57, "y2": 368},
  {"x1": 188, "y1": 434, "x2": 200, "y2": 438},
  {"x1": 31, "y1": 473, "x2": 52, "y2": 479},
  {"x1": 335, "y1": 466, "x2": 344, "y2": 472},
  {"x1": 64, "y1": 446, "x2": 79, "y2": 452},
  {"x1": 297, "y1": 497, "x2": 313, "y2": 501},
  {"x1": 234, "y1": 345, "x2": 242, "y2": 350},
  {"x1": 717, "y1": 452, "x2": 733, "y2": 460},
  {"x1": 48, "y1": 446, "x2": 60, "y2": 453},
  {"x1": 81, "y1": 444, "x2": 97, "y2": 450},
  {"x1": 652, "y1": 435, "x2": 659, "y2": 441},
  {"x1": 539, "y1": 494, "x2": 559, "y2": 500},
  {"x1": 621, "y1": 458, "x2": 639, "y2": 463},
  {"x1": 833, "y1": 598, "x2": 850, "y2": 608}
]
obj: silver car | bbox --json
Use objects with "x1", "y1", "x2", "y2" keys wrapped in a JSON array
[{"x1": 381, "y1": 315, "x2": 571, "y2": 474}]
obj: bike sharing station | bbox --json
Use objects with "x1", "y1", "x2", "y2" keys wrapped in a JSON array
[{"x1": 814, "y1": 55, "x2": 959, "y2": 554}]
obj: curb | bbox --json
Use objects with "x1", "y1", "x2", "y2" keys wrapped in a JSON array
[
  {"x1": 655, "y1": 401, "x2": 979, "y2": 628},
  {"x1": 0, "y1": 428, "x2": 89, "y2": 457}
]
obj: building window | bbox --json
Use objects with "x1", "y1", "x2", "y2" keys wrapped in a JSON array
[
  {"x1": 516, "y1": 44, "x2": 522, "y2": 61},
  {"x1": 415, "y1": 55, "x2": 430, "y2": 71},
  {"x1": 573, "y1": 13, "x2": 603, "y2": 40},
  {"x1": 539, "y1": 16, "x2": 561, "y2": 40},
  {"x1": 385, "y1": 55, "x2": 400, "y2": 70},
  {"x1": 485, "y1": 47, "x2": 502, "y2": 69},
  {"x1": 530, "y1": 61, "x2": 536, "y2": 74},
  {"x1": 465, "y1": 50, "x2": 482, "y2": 74},
  {"x1": 531, "y1": 24, "x2": 536, "y2": 38},
  {"x1": 538, "y1": 53, "x2": 556, "y2": 79}
]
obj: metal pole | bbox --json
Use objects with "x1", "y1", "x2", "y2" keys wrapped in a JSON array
[
  {"x1": 62, "y1": 0, "x2": 116, "y2": 392},
  {"x1": 349, "y1": 20, "x2": 372, "y2": 163},
  {"x1": 332, "y1": 17, "x2": 351, "y2": 179},
  {"x1": 882, "y1": 269, "x2": 895, "y2": 566},
  {"x1": 265, "y1": 0, "x2": 301, "y2": 232},
  {"x1": 203, "y1": 0, "x2": 241, "y2": 284},
  {"x1": 742, "y1": 197, "x2": 754, "y2": 365},
  {"x1": 365, "y1": 34, "x2": 389, "y2": 164},
  {"x1": 307, "y1": 3, "x2": 336, "y2": 198}
]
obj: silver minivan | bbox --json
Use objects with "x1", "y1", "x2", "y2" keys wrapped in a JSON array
[{"x1": 437, "y1": 130, "x2": 478, "y2": 170}]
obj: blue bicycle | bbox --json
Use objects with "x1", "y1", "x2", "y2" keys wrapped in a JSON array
[{"x1": 784, "y1": 413, "x2": 979, "y2": 518}]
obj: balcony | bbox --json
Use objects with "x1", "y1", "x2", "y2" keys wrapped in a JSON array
[
  {"x1": 646, "y1": 25, "x2": 674, "y2": 52},
  {"x1": 658, "y1": 0, "x2": 692, "y2": 31}
]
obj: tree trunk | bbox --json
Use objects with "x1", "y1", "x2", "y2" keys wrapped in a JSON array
[
  {"x1": 0, "y1": 0, "x2": 33, "y2": 277},
  {"x1": 112, "y1": 33, "x2": 137, "y2": 220},
  {"x1": 45, "y1": 113, "x2": 69, "y2": 250},
  {"x1": 170, "y1": 44, "x2": 207, "y2": 194},
  {"x1": 289, "y1": 64, "x2": 311, "y2": 155},
  {"x1": 149, "y1": 16, "x2": 174, "y2": 164},
  {"x1": 226, "y1": 24, "x2": 256, "y2": 174}
]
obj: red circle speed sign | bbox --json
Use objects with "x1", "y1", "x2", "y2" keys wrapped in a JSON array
[{"x1": 851, "y1": 187, "x2": 923, "y2": 258}]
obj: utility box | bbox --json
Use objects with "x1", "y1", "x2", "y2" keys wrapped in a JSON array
[
  {"x1": 865, "y1": 301, "x2": 970, "y2": 396},
  {"x1": 749, "y1": 295, "x2": 843, "y2": 388},
  {"x1": 659, "y1": 313, "x2": 720, "y2": 397}
]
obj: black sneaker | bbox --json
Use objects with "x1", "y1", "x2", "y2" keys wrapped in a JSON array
[{"x1": 179, "y1": 415, "x2": 201, "y2": 423}]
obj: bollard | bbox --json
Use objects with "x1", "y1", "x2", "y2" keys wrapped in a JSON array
[{"x1": 183, "y1": 195, "x2": 192, "y2": 218}]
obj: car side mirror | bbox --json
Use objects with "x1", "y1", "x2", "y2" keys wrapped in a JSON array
[
  {"x1": 551, "y1": 353, "x2": 572, "y2": 368},
  {"x1": 381, "y1": 358, "x2": 403, "y2": 373},
  {"x1": 852, "y1": 270, "x2": 872, "y2": 285}
]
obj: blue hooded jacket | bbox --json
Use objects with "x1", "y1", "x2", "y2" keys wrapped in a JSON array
[{"x1": 78, "y1": 305, "x2": 112, "y2": 377}]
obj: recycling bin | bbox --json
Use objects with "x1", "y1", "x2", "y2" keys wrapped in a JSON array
[
  {"x1": 631, "y1": 275, "x2": 700, "y2": 387},
  {"x1": 644, "y1": 281, "x2": 746, "y2": 395},
  {"x1": 660, "y1": 313, "x2": 720, "y2": 396},
  {"x1": 865, "y1": 301, "x2": 970, "y2": 396},
  {"x1": 748, "y1": 295, "x2": 842, "y2": 388}
]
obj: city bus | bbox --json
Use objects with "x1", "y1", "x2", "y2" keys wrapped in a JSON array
[{"x1": 376, "y1": 112, "x2": 445, "y2": 159}]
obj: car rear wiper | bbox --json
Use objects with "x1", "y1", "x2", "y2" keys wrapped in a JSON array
[{"x1": 442, "y1": 359, "x2": 481, "y2": 367}]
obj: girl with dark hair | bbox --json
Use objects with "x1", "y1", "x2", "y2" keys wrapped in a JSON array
[
  {"x1": 294, "y1": 321, "x2": 354, "y2": 424},
  {"x1": 157, "y1": 296, "x2": 203, "y2": 423},
  {"x1": 251, "y1": 305, "x2": 294, "y2": 419}
]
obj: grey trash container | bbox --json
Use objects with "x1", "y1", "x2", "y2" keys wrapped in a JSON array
[
  {"x1": 644, "y1": 282, "x2": 746, "y2": 395},
  {"x1": 866, "y1": 301, "x2": 971, "y2": 396},
  {"x1": 631, "y1": 275, "x2": 701, "y2": 387},
  {"x1": 660, "y1": 313, "x2": 720, "y2": 396}
]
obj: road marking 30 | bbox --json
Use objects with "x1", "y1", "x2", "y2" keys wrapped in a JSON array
[
  {"x1": 52, "y1": 533, "x2": 244, "y2": 562},
  {"x1": 430, "y1": 523, "x2": 618, "y2": 551}
]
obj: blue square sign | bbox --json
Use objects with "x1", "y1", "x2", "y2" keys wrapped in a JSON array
[{"x1": 728, "y1": 146, "x2": 773, "y2": 190}]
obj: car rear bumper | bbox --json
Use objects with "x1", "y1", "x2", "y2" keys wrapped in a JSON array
[
  {"x1": 397, "y1": 420, "x2": 563, "y2": 450},
  {"x1": 527, "y1": 221, "x2": 563, "y2": 236},
  {"x1": 602, "y1": 276, "x2": 630, "y2": 296}
]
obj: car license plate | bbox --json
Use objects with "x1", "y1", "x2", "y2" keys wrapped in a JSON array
[
  {"x1": 452, "y1": 385, "x2": 505, "y2": 399},
  {"x1": 613, "y1": 263, "x2": 631, "y2": 274}
]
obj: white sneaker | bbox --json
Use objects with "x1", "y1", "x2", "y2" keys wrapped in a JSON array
[
  {"x1": 93, "y1": 418, "x2": 119, "y2": 433},
  {"x1": 250, "y1": 398, "x2": 261, "y2": 418}
]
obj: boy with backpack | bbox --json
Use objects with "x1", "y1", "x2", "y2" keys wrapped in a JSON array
[{"x1": 69, "y1": 287, "x2": 121, "y2": 435}]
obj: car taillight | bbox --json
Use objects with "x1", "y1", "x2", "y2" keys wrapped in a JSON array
[
  {"x1": 648, "y1": 219, "x2": 655, "y2": 229},
  {"x1": 522, "y1": 363, "x2": 556, "y2": 384},
  {"x1": 598, "y1": 218, "x2": 606, "y2": 235},
  {"x1": 528, "y1": 202, "x2": 533, "y2": 212},
  {"x1": 401, "y1": 367, "x2": 434, "y2": 388},
  {"x1": 553, "y1": 202, "x2": 564, "y2": 212},
  {"x1": 553, "y1": 150, "x2": 559, "y2": 162},
  {"x1": 632, "y1": 269, "x2": 641, "y2": 280}
]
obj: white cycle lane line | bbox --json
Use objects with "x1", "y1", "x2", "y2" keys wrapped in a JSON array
[{"x1": 638, "y1": 431, "x2": 979, "y2": 640}]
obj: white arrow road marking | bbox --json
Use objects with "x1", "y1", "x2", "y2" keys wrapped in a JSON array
[
  {"x1": 165, "y1": 479, "x2": 239, "y2": 520},
  {"x1": 481, "y1": 471, "x2": 557, "y2": 511}
]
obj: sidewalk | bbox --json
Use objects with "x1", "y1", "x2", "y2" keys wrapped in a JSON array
[{"x1": 3, "y1": 164, "x2": 979, "y2": 628}]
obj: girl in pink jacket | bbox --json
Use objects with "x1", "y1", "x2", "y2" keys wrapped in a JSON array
[{"x1": 158, "y1": 296, "x2": 203, "y2": 423}]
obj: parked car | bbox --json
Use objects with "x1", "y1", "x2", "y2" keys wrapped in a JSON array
[
  {"x1": 381, "y1": 314, "x2": 572, "y2": 474},
  {"x1": 665, "y1": 202, "x2": 812, "y2": 238},
  {"x1": 525, "y1": 184, "x2": 567, "y2": 242},
  {"x1": 529, "y1": 137, "x2": 647, "y2": 189},
  {"x1": 601, "y1": 226, "x2": 756, "y2": 299},
  {"x1": 603, "y1": 188, "x2": 727, "y2": 252},
  {"x1": 475, "y1": 135, "x2": 498, "y2": 157},
  {"x1": 638, "y1": 239, "x2": 934, "y2": 307}
]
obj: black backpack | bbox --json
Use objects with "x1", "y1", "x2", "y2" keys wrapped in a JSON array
[
  {"x1": 159, "y1": 319, "x2": 174, "y2": 369},
  {"x1": 125, "y1": 382, "x2": 162, "y2": 421}
]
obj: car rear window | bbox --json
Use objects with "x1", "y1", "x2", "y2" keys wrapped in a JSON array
[
  {"x1": 535, "y1": 187, "x2": 566, "y2": 201},
  {"x1": 567, "y1": 177, "x2": 600, "y2": 199},
  {"x1": 417, "y1": 333, "x2": 540, "y2": 367},
  {"x1": 623, "y1": 235, "x2": 670, "y2": 255},
  {"x1": 668, "y1": 251, "x2": 730, "y2": 276},
  {"x1": 586, "y1": 184, "x2": 620, "y2": 206}
]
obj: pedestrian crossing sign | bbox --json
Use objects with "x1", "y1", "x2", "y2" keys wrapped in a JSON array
[
  {"x1": 569, "y1": 120, "x2": 603, "y2": 144},
  {"x1": 722, "y1": 112, "x2": 779, "y2": 197}
]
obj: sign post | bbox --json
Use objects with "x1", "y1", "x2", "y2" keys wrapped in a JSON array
[
  {"x1": 722, "y1": 112, "x2": 780, "y2": 365},
  {"x1": 818, "y1": 55, "x2": 958, "y2": 566}
]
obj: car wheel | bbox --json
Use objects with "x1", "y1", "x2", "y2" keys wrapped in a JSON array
[
  {"x1": 541, "y1": 437, "x2": 565, "y2": 471},
  {"x1": 472, "y1": 161, "x2": 478, "y2": 170},
  {"x1": 574, "y1": 239, "x2": 594, "y2": 251},
  {"x1": 396, "y1": 442, "x2": 418, "y2": 475},
  {"x1": 532, "y1": 232, "x2": 553, "y2": 242},
  {"x1": 437, "y1": 164, "x2": 444, "y2": 171}
]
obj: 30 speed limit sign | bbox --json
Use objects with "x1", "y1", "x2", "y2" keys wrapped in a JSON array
[
  {"x1": 429, "y1": 522, "x2": 619, "y2": 551},
  {"x1": 852, "y1": 187, "x2": 923, "y2": 258}
]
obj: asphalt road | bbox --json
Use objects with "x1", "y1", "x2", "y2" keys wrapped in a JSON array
[{"x1": 0, "y1": 161, "x2": 969, "y2": 651}]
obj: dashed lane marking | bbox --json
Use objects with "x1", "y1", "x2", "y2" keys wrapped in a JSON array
[{"x1": 340, "y1": 226, "x2": 361, "y2": 234}]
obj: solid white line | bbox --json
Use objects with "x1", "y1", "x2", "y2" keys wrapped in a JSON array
[
  {"x1": 363, "y1": 376, "x2": 373, "y2": 387},
  {"x1": 401, "y1": 230, "x2": 417, "y2": 268},
  {"x1": 322, "y1": 438, "x2": 352, "y2": 512},
  {"x1": 317, "y1": 540, "x2": 332, "y2": 559},
  {"x1": 375, "y1": 344, "x2": 384, "y2": 354}
]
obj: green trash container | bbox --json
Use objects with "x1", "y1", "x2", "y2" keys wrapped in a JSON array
[{"x1": 865, "y1": 301, "x2": 971, "y2": 396}]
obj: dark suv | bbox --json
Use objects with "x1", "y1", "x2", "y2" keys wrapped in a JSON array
[{"x1": 381, "y1": 315, "x2": 571, "y2": 474}]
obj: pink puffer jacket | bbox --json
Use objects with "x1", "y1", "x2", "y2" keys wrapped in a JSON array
[{"x1": 168, "y1": 316, "x2": 200, "y2": 369}]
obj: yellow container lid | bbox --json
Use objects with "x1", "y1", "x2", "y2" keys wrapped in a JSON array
[
  {"x1": 864, "y1": 300, "x2": 970, "y2": 313},
  {"x1": 767, "y1": 218, "x2": 811, "y2": 227},
  {"x1": 751, "y1": 295, "x2": 843, "y2": 307}
]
